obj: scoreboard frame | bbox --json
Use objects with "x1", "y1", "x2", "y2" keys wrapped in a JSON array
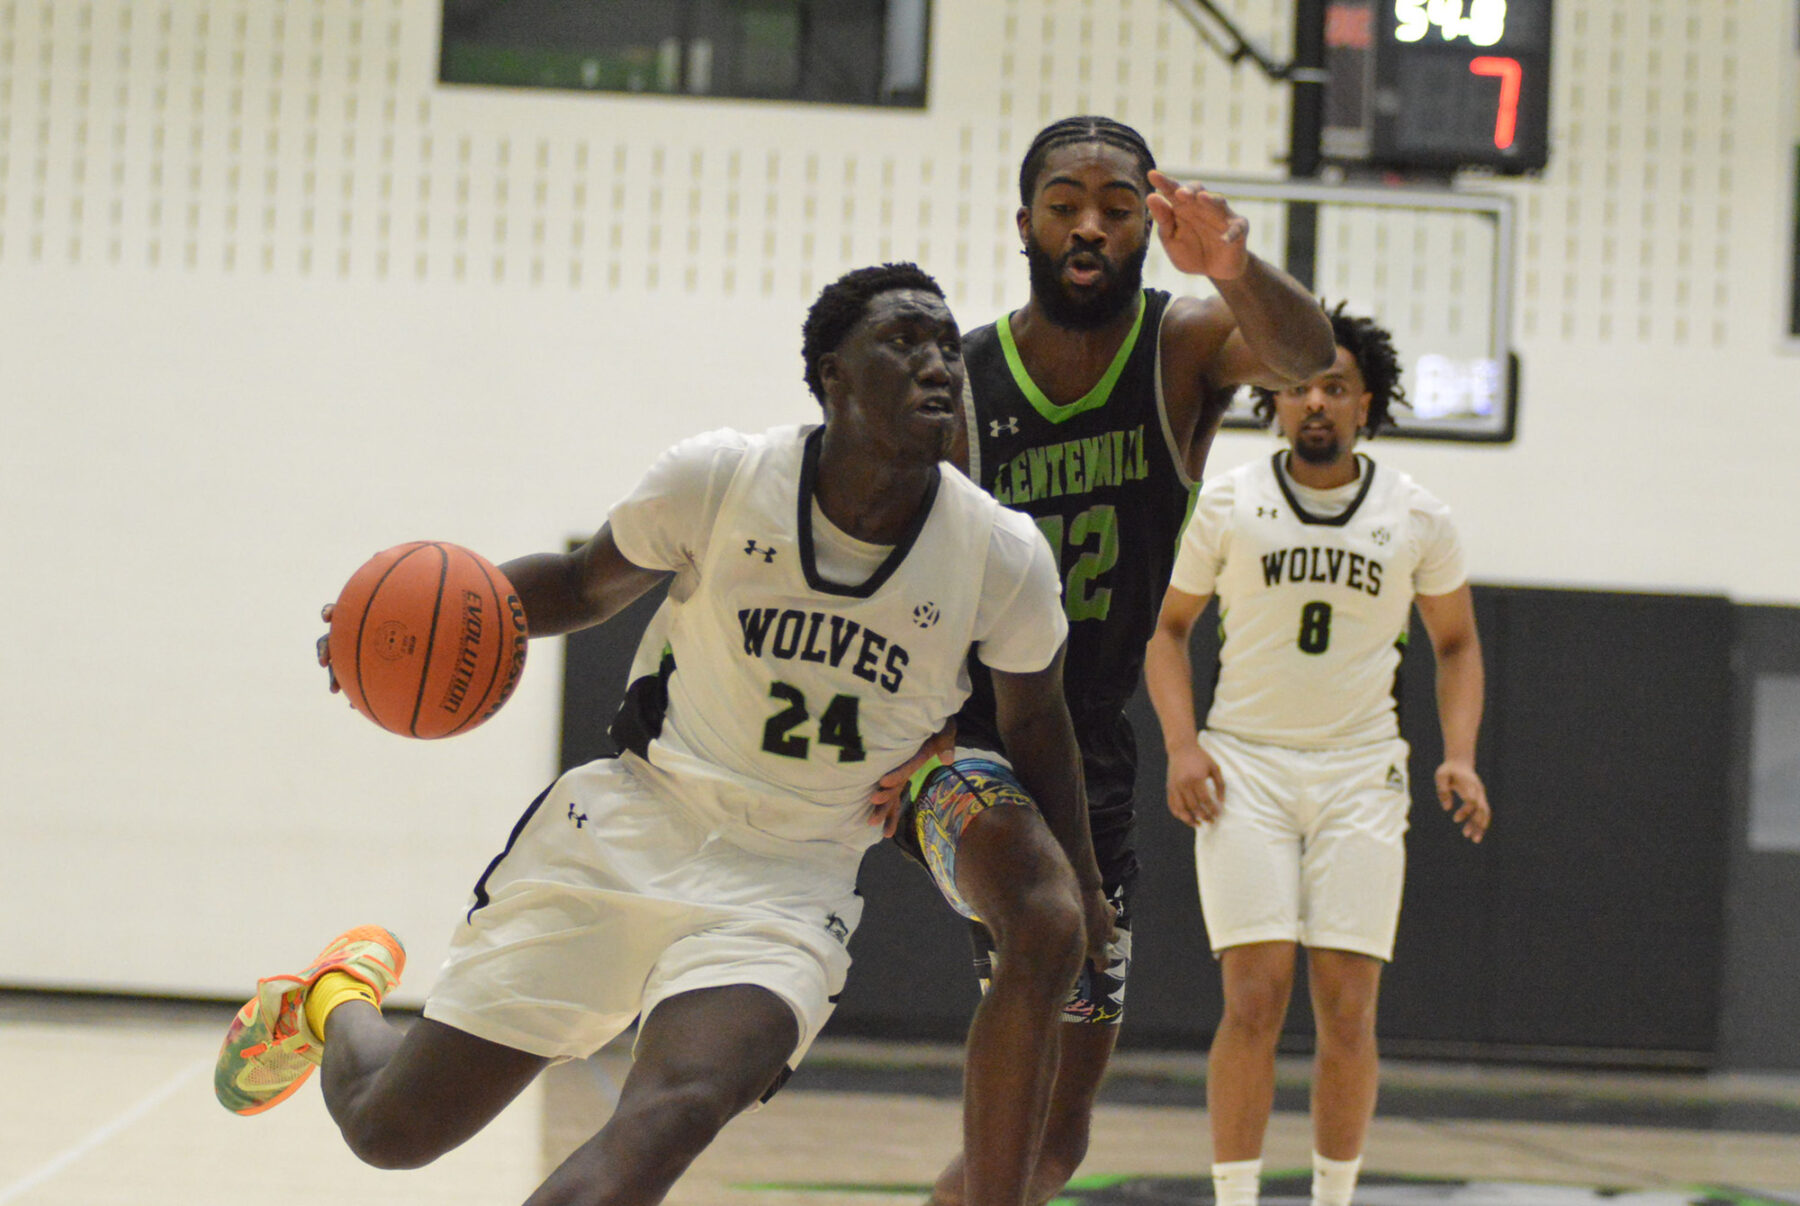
[{"x1": 1324, "y1": 0, "x2": 1554, "y2": 175}]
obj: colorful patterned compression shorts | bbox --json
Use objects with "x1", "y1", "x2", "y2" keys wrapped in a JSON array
[
  {"x1": 906, "y1": 756, "x2": 1035, "y2": 922},
  {"x1": 902, "y1": 756, "x2": 1132, "y2": 1025}
]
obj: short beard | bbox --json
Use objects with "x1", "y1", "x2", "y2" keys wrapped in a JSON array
[
  {"x1": 1291, "y1": 433, "x2": 1344, "y2": 465},
  {"x1": 1024, "y1": 235, "x2": 1148, "y2": 331}
]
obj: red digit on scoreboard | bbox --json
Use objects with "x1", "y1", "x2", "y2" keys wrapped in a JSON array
[{"x1": 1469, "y1": 55, "x2": 1523, "y2": 149}]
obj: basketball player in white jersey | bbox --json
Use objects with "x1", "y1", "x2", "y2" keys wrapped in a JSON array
[
  {"x1": 215, "y1": 263, "x2": 1108, "y2": 1206},
  {"x1": 1143, "y1": 304, "x2": 1491, "y2": 1206}
]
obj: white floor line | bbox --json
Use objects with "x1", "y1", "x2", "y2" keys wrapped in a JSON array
[{"x1": 0, "y1": 1059, "x2": 210, "y2": 1205}]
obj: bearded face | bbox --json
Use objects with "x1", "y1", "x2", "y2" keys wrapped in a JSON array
[
  {"x1": 1018, "y1": 141, "x2": 1154, "y2": 331},
  {"x1": 1024, "y1": 231, "x2": 1149, "y2": 331}
]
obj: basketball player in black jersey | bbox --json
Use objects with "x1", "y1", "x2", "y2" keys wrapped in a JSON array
[{"x1": 886, "y1": 117, "x2": 1336, "y2": 1206}]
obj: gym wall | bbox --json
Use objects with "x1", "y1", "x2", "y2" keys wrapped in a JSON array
[{"x1": 2, "y1": 1, "x2": 1796, "y2": 1063}]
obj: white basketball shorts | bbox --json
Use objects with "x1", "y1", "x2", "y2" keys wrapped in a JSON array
[
  {"x1": 1193, "y1": 730, "x2": 1412, "y2": 961},
  {"x1": 424, "y1": 756, "x2": 861, "y2": 1068}
]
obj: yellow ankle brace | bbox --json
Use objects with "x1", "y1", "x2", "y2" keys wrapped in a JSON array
[{"x1": 305, "y1": 970, "x2": 378, "y2": 1041}]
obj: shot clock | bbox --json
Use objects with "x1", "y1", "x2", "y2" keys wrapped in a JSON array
[{"x1": 1323, "y1": 0, "x2": 1553, "y2": 174}]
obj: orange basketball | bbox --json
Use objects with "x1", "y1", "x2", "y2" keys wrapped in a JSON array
[{"x1": 328, "y1": 542, "x2": 529, "y2": 738}]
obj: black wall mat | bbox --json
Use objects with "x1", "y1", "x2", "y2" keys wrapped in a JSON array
[
  {"x1": 1718, "y1": 604, "x2": 1800, "y2": 1070},
  {"x1": 562, "y1": 584, "x2": 1740, "y2": 1066}
]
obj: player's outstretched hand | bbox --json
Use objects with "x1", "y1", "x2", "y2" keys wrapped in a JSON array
[
  {"x1": 1164, "y1": 741, "x2": 1225, "y2": 828},
  {"x1": 868, "y1": 721, "x2": 957, "y2": 838},
  {"x1": 316, "y1": 603, "x2": 342, "y2": 694},
  {"x1": 1436, "y1": 759, "x2": 1490, "y2": 843},
  {"x1": 1079, "y1": 884, "x2": 1115, "y2": 971},
  {"x1": 1146, "y1": 169, "x2": 1250, "y2": 281}
]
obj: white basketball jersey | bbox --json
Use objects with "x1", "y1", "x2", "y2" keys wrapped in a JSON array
[
  {"x1": 609, "y1": 425, "x2": 1064, "y2": 855},
  {"x1": 1170, "y1": 453, "x2": 1465, "y2": 749}
]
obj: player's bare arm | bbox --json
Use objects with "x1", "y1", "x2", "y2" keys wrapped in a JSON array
[
  {"x1": 1143, "y1": 584, "x2": 1227, "y2": 826},
  {"x1": 1146, "y1": 171, "x2": 1334, "y2": 384},
  {"x1": 314, "y1": 525, "x2": 666, "y2": 693},
  {"x1": 498, "y1": 524, "x2": 671, "y2": 639},
  {"x1": 1146, "y1": 169, "x2": 1335, "y2": 462},
  {"x1": 1415, "y1": 585, "x2": 1491, "y2": 843},
  {"x1": 989, "y1": 649, "x2": 1114, "y2": 966}
]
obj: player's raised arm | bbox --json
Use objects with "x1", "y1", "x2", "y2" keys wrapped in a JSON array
[
  {"x1": 1146, "y1": 169, "x2": 1336, "y2": 415},
  {"x1": 499, "y1": 524, "x2": 670, "y2": 639}
]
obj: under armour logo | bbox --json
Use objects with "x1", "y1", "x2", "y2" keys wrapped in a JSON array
[
  {"x1": 989, "y1": 417, "x2": 1019, "y2": 437},
  {"x1": 825, "y1": 913, "x2": 850, "y2": 944},
  {"x1": 568, "y1": 802, "x2": 589, "y2": 827},
  {"x1": 744, "y1": 539, "x2": 777, "y2": 563},
  {"x1": 912, "y1": 602, "x2": 940, "y2": 628},
  {"x1": 1386, "y1": 765, "x2": 1406, "y2": 792},
  {"x1": 1370, "y1": 526, "x2": 1392, "y2": 546},
  {"x1": 1257, "y1": 506, "x2": 1280, "y2": 520}
]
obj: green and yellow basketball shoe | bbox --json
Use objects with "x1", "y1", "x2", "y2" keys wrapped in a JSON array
[{"x1": 213, "y1": 925, "x2": 405, "y2": 1116}]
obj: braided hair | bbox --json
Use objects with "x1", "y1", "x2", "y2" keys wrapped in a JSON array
[
  {"x1": 801, "y1": 261, "x2": 945, "y2": 404},
  {"x1": 1018, "y1": 116, "x2": 1157, "y2": 205},
  {"x1": 1249, "y1": 301, "x2": 1404, "y2": 437}
]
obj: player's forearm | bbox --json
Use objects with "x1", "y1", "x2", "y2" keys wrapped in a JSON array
[
  {"x1": 496, "y1": 552, "x2": 595, "y2": 638},
  {"x1": 1434, "y1": 638, "x2": 1486, "y2": 765},
  {"x1": 1211, "y1": 256, "x2": 1336, "y2": 382},
  {"x1": 499, "y1": 542, "x2": 666, "y2": 639},
  {"x1": 1143, "y1": 629, "x2": 1203, "y2": 754}
]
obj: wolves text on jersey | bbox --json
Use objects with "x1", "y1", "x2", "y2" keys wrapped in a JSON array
[
  {"x1": 1260, "y1": 546, "x2": 1385, "y2": 596},
  {"x1": 737, "y1": 607, "x2": 910, "y2": 693},
  {"x1": 989, "y1": 424, "x2": 1153, "y2": 506}
]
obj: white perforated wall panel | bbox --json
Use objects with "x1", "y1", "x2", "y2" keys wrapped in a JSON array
[{"x1": 2, "y1": 0, "x2": 1796, "y2": 998}]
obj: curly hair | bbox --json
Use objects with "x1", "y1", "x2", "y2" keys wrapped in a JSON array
[
  {"x1": 1018, "y1": 115, "x2": 1157, "y2": 206},
  {"x1": 801, "y1": 262, "x2": 946, "y2": 404},
  {"x1": 1248, "y1": 301, "x2": 1404, "y2": 437}
]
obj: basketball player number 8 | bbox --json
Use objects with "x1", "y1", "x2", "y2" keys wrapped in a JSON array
[{"x1": 1297, "y1": 601, "x2": 1333, "y2": 654}]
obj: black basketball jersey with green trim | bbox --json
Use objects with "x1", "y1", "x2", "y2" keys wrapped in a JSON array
[{"x1": 954, "y1": 288, "x2": 1196, "y2": 883}]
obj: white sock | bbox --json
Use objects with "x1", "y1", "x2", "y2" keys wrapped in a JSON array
[
  {"x1": 1312, "y1": 1150, "x2": 1363, "y2": 1206},
  {"x1": 1211, "y1": 1157, "x2": 1262, "y2": 1206}
]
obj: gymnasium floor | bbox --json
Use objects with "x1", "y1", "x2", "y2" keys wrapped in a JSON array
[{"x1": 3, "y1": 993, "x2": 1797, "y2": 1206}]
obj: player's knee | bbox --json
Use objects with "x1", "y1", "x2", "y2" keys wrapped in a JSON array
[
  {"x1": 625, "y1": 1074, "x2": 751, "y2": 1147},
  {"x1": 1313, "y1": 990, "x2": 1378, "y2": 1046},
  {"x1": 337, "y1": 1109, "x2": 449, "y2": 1171},
  {"x1": 1310, "y1": 957, "x2": 1380, "y2": 1044},
  {"x1": 1221, "y1": 974, "x2": 1291, "y2": 1035},
  {"x1": 1025, "y1": 891, "x2": 1086, "y2": 984},
  {"x1": 992, "y1": 884, "x2": 1084, "y2": 989}
]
